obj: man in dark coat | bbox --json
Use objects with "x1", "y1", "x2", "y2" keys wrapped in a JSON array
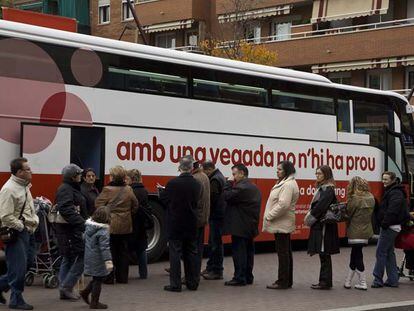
[
  {"x1": 55, "y1": 164, "x2": 88, "y2": 300},
  {"x1": 372, "y1": 171, "x2": 409, "y2": 288},
  {"x1": 159, "y1": 157, "x2": 201, "y2": 292},
  {"x1": 223, "y1": 164, "x2": 261, "y2": 286},
  {"x1": 201, "y1": 161, "x2": 226, "y2": 280}
]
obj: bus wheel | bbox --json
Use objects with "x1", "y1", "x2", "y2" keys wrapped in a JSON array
[{"x1": 146, "y1": 200, "x2": 167, "y2": 263}]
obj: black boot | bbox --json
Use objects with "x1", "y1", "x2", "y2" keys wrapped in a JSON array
[
  {"x1": 90, "y1": 279, "x2": 107, "y2": 309},
  {"x1": 80, "y1": 280, "x2": 93, "y2": 305}
]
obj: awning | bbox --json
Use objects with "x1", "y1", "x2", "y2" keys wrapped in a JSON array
[
  {"x1": 98, "y1": 0, "x2": 110, "y2": 5},
  {"x1": 143, "y1": 19, "x2": 194, "y2": 33},
  {"x1": 311, "y1": 0, "x2": 389, "y2": 23},
  {"x1": 218, "y1": 5, "x2": 291, "y2": 23},
  {"x1": 312, "y1": 57, "x2": 413, "y2": 73}
]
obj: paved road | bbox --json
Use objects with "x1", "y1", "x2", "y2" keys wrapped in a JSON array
[{"x1": 9, "y1": 245, "x2": 414, "y2": 311}]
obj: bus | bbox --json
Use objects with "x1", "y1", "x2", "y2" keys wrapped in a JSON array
[{"x1": 1, "y1": 20, "x2": 413, "y2": 262}]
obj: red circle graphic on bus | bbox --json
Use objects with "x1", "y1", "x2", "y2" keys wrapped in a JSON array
[
  {"x1": 71, "y1": 48, "x2": 103, "y2": 87},
  {"x1": 24, "y1": 92, "x2": 93, "y2": 154},
  {"x1": 0, "y1": 38, "x2": 65, "y2": 144}
]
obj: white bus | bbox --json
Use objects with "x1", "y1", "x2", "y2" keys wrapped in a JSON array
[{"x1": 1, "y1": 20, "x2": 413, "y2": 261}]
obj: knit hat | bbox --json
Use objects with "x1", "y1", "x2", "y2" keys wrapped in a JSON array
[{"x1": 62, "y1": 164, "x2": 83, "y2": 180}]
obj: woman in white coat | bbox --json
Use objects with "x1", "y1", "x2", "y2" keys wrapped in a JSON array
[{"x1": 263, "y1": 161, "x2": 299, "y2": 289}]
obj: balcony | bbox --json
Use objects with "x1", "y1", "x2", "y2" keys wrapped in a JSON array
[
  {"x1": 220, "y1": 18, "x2": 414, "y2": 68},
  {"x1": 215, "y1": 0, "x2": 306, "y2": 15},
  {"x1": 136, "y1": 0, "x2": 210, "y2": 26}
]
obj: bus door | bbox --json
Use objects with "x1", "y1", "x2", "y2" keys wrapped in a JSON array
[
  {"x1": 384, "y1": 127, "x2": 409, "y2": 184},
  {"x1": 20, "y1": 123, "x2": 105, "y2": 191}
]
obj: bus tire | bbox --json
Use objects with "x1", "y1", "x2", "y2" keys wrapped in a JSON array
[{"x1": 146, "y1": 199, "x2": 167, "y2": 263}]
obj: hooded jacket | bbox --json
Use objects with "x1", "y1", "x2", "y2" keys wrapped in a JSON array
[
  {"x1": 376, "y1": 182, "x2": 410, "y2": 228},
  {"x1": 84, "y1": 219, "x2": 112, "y2": 277}
]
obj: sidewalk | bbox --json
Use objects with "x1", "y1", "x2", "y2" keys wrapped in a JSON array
[{"x1": 11, "y1": 245, "x2": 414, "y2": 311}]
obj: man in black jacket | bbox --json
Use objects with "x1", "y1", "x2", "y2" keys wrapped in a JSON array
[
  {"x1": 55, "y1": 164, "x2": 88, "y2": 301},
  {"x1": 372, "y1": 171, "x2": 409, "y2": 288},
  {"x1": 201, "y1": 161, "x2": 226, "y2": 280},
  {"x1": 223, "y1": 164, "x2": 261, "y2": 286},
  {"x1": 159, "y1": 157, "x2": 201, "y2": 292}
]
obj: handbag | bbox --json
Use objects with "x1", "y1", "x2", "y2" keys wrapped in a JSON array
[
  {"x1": 320, "y1": 202, "x2": 347, "y2": 224},
  {"x1": 0, "y1": 191, "x2": 27, "y2": 244},
  {"x1": 48, "y1": 202, "x2": 81, "y2": 224}
]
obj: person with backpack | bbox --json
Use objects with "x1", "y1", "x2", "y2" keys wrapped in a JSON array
[
  {"x1": 372, "y1": 171, "x2": 410, "y2": 288},
  {"x1": 344, "y1": 176, "x2": 375, "y2": 290}
]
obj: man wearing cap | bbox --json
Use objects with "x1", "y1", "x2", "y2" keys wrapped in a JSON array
[
  {"x1": 55, "y1": 164, "x2": 88, "y2": 301},
  {"x1": 159, "y1": 157, "x2": 201, "y2": 292},
  {"x1": 0, "y1": 157, "x2": 39, "y2": 310}
]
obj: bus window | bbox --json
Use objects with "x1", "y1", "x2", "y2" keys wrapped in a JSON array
[
  {"x1": 337, "y1": 99, "x2": 351, "y2": 132},
  {"x1": 271, "y1": 90, "x2": 334, "y2": 114},
  {"x1": 353, "y1": 101, "x2": 394, "y2": 150},
  {"x1": 192, "y1": 70, "x2": 267, "y2": 106},
  {"x1": 107, "y1": 67, "x2": 187, "y2": 96}
]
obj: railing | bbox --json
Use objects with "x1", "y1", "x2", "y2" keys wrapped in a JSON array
[
  {"x1": 221, "y1": 17, "x2": 414, "y2": 46},
  {"x1": 173, "y1": 45, "x2": 203, "y2": 53}
]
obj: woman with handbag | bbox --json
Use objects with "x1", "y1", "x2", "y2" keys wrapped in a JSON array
[
  {"x1": 305, "y1": 165, "x2": 340, "y2": 290},
  {"x1": 263, "y1": 161, "x2": 299, "y2": 290},
  {"x1": 95, "y1": 166, "x2": 138, "y2": 284},
  {"x1": 344, "y1": 176, "x2": 375, "y2": 290},
  {"x1": 126, "y1": 169, "x2": 152, "y2": 279}
]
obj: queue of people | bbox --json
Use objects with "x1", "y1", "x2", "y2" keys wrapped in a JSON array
[{"x1": 0, "y1": 156, "x2": 411, "y2": 309}]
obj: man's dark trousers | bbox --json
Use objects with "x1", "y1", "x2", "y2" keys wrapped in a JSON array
[
  {"x1": 231, "y1": 235, "x2": 254, "y2": 284},
  {"x1": 206, "y1": 219, "x2": 224, "y2": 275},
  {"x1": 169, "y1": 238, "x2": 199, "y2": 290},
  {"x1": 275, "y1": 233, "x2": 293, "y2": 287},
  {"x1": 0, "y1": 230, "x2": 30, "y2": 305}
]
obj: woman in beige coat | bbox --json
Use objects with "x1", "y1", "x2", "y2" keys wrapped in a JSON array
[{"x1": 263, "y1": 161, "x2": 299, "y2": 289}]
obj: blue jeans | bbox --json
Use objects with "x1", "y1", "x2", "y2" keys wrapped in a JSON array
[
  {"x1": 0, "y1": 230, "x2": 30, "y2": 306},
  {"x1": 136, "y1": 250, "x2": 148, "y2": 279},
  {"x1": 373, "y1": 228, "x2": 400, "y2": 286},
  {"x1": 231, "y1": 236, "x2": 254, "y2": 284},
  {"x1": 59, "y1": 255, "x2": 84, "y2": 290},
  {"x1": 206, "y1": 220, "x2": 224, "y2": 274}
]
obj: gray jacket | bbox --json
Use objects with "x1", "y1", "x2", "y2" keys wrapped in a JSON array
[{"x1": 84, "y1": 219, "x2": 112, "y2": 277}]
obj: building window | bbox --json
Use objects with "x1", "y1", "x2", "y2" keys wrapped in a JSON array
[
  {"x1": 271, "y1": 22, "x2": 291, "y2": 41},
  {"x1": 328, "y1": 72, "x2": 351, "y2": 85},
  {"x1": 406, "y1": 67, "x2": 414, "y2": 90},
  {"x1": 122, "y1": 0, "x2": 134, "y2": 21},
  {"x1": 367, "y1": 69, "x2": 392, "y2": 90},
  {"x1": 98, "y1": 0, "x2": 110, "y2": 24},
  {"x1": 155, "y1": 32, "x2": 176, "y2": 48},
  {"x1": 185, "y1": 31, "x2": 198, "y2": 46},
  {"x1": 244, "y1": 23, "x2": 261, "y2": 43}
]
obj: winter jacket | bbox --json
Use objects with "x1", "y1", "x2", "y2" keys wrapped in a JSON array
[
  {"x1": 95, "y1": 182, "x2": 138, "y2": 235},
  {"x1": 55, "y1": 180, "x2": 88, "y2": 257},
  {"x1": 224, "y1": 178, "x2": 262, "y2": 239},
  {"x1": 193, "y1": 169, "x2": 210, "y2": 228},
  {"x1": 209, "y1": 169, "x2": 226, "y2": 221},
  {"x1": 307, "y1": 184, "x2": 340, "y2": 256},
  {"x1": 346, "y1": 192, "x2": 375, "y2": 244},
  {"x1": 84, "y1": 219, "x2": 112, "y2": 277},
  {"x1": 262, "y1": 175, "x2": 299, "y2": 234},
  {"x1": 0, "y1": 175, "x2": 39, "y2": 233},
  {"x1": 159, "y1": 173, "x2": 201, "y2": 240},
  {"x1": 130, "y1": 182, "x2": 149, "y2": 253},
  {"x1": 81, "y1": 183, "x2": 99, "y2": 217},
  {"x1": 375, "y1": 183, "x2": 409, "y2": 229}
]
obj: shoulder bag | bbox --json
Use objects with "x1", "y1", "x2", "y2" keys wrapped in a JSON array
[
  {"x1": 320, "y1": 202, "x2": 347, "y2": 224},
  {"x1": 0, "y1": 191, "x2": 27, "y2": 244}
]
